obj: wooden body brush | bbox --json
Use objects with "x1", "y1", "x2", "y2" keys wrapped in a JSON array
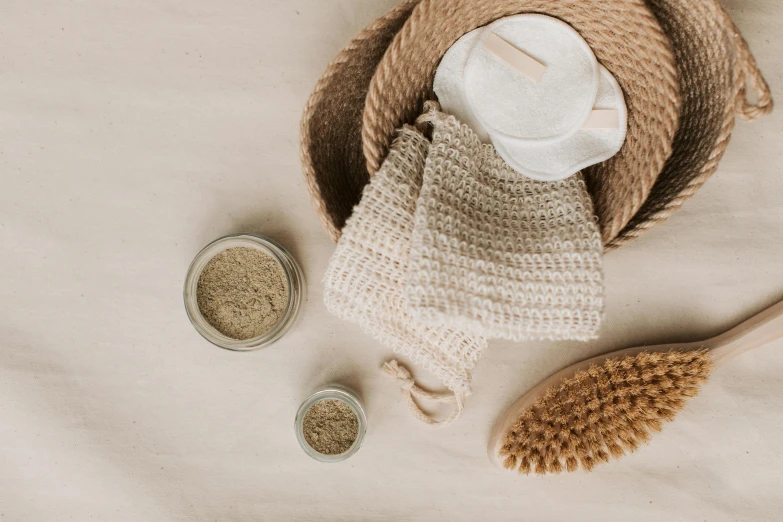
[{"x1": 489, "y1": 299, "x2": 783, "y2": 474}]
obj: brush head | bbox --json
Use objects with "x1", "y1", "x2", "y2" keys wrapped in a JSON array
[{"x1": 499, "y1": 350, "x2": 713, "y2": 474}]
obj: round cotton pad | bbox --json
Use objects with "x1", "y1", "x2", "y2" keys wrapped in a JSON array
[
  {"x1": 493, "y1": 66, "x2": 628, "y2": 181},
  {"x1": 433, "y1": 30, "x2": 490, "y2": 142},
  {"x1": 464, "y1": 14, "x2": 599, "y2": 144}
]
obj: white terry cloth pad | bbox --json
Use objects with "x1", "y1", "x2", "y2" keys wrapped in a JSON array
[
  {"x1": 433, "y1": 15, "x2": 628, "y2": 181},
  {"x1": 433, "y1": 30, "x2": 490, "y2": 142},
  {"x1": 492, "y1": 65, "x2": 628, "y2": 181},
  {"x1": 464, "y1": 15, "x2": 599, "y2": 145}
]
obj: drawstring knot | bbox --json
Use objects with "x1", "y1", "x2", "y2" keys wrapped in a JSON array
[
  {"x1": 382, "y1": 360, "x2": 416, "y2": 391},
  {"x1": 381, "y1": 359, "x2": 467, "y2": 427}
]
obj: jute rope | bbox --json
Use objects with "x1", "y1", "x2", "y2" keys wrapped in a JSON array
[
  {"x1": 300, "y1": 1, "x2": 419, "y2": 242},
  {"x1": 300, "y1": 0, "x2": 772, "y2": 249},
  {"x1": 362, "y1": 0, "x2": 681, "y2": 245},
  {"x1": 608, "y1": 0, "x2": 773, "y2": 249},
  {"x1": 382, "y1": 360, "x2": 466, "y2": 426}
]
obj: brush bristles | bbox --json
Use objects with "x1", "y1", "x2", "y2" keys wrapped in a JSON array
[{"x1": 500, "y1": 350, "x2": 713, "y2": 475}]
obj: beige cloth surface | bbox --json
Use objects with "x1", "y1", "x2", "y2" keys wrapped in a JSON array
[{"x1": 1, "y1": 1, "x2": 782, "y2": 520}]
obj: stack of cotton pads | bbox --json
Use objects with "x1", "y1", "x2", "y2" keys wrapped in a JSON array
[{"x1": 434, "y1": 14, "x2": 627, "y2": 181}]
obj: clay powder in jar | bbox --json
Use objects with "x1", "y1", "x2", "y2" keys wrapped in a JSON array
[
  {"x1": 196, "y1": 247, "x2": 289, "y2": 340},
  {"x1": 302, "y1": 399, "x2": 360, "y2": 455}
]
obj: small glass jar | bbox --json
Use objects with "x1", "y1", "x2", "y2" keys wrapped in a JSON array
[
  {"x1": 183, "y1": 234, "x2": 304, "y2": 351},
  {"x1": 295, "y1": 386, "x2": 367, "y2": 463}
]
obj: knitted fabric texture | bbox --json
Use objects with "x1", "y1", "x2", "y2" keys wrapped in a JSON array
[
  {"x1": 323, "y1": 124, "x2": 487, "y2": 422},
  {"x1": 405, "y1": 107, "x2": 604, "y2": 341}
]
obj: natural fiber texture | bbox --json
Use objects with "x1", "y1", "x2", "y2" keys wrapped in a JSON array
[
  {"x1": 382, "y1": 360, "x2": 466, "y2": 426},
  {"x1": 500, "y1": 350, "x2": 713, "y2": 475},
  {"x1": 492, "y1": 66, "x2": 628, "y2": 181},
  {"x1": 406, "y1": 106, "x2": 604, "y2": 341},
  {"x1": 301, "y1": 0, "x2": 772, "y2": 248},
  {"x1": 362, "y1": 0, "x2": 681, "y2": 244},
  {"x1": 322, "y1": 124, "x2": 487, "y2": 426},
  {"x1": 462, "y1": 15, "x2": 600, "y2": 144},
  {"x1": 300, "y1": 0, "x2": 419, "y2": 242},
  {"x1": 608, "y1": 0, "x2": 774, "y2": 249}
]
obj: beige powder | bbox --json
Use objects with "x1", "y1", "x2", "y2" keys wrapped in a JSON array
[
  {"x1": 302, "y1": 399, "x2": 359, "y2": 455},
  {"x1": 196, "y1": 247, "x2": 289, "y2": 340}
]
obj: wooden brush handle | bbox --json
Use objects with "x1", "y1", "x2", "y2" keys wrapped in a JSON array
[
  {"x1": 487, "y1": 298, "x2": 783, "y2": 469},
  {"x1": 708, "y1": 299, "x2": 783, "y2": 368}
]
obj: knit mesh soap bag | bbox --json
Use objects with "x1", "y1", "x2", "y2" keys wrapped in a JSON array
[
  {"x1": 323, "y1": 124, "x2": 487, "y2": 426},
  {"x1": 405, "y1": 105, "x2": 604, "y2": 341}
]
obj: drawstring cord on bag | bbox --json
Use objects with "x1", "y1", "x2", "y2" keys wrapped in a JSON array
[
  {"x1": 414, "y1": 100, "x2": 442, "y2": 134},
  {"x1": 382, "y1": 360, "x2": 466, "y2": 427},
  {"x1": 380, "y1": 103, "x2": 469, "y2": 428}
]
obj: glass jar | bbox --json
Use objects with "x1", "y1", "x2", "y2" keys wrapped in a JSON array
[
  {"x1": 295, "y1": 385, "x2": 368, "y2": 463},
  {"x1": 183, "y1": 234, "x2": 304, "y2": 351}
]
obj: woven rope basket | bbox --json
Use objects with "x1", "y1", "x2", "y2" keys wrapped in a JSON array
[
  {"x1": 305, "y1": 0, "x2": 681, "y2": 245},
  {"x1": 608, "y1": 0, "x2": 773, "y2": 248},
  {"x1": 300, "y1": 0, "x2": 419, "y2": 242},
  {"x1": 301, "y1": 0, "x2": 772, "y2": 247}
]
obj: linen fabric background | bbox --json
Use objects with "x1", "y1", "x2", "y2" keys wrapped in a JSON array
[{"x1": 1, "y1": 1, "x2": 782, "y2": 520}]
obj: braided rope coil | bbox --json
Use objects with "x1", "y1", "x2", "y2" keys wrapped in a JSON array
[
  {"x1": 301, "y1": 0, "x2": 773, "y2": 249},
  {"x1": 300, "y1": 1, "x2": 419, "y2": 242},
  {"x1": 607, "y1": 0, "x2": 773, "y2": 248}
]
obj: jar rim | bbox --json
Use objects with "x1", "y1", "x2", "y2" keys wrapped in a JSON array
[
  {"x1": 295, "y1": 386, "x2": 368, "y2": 463},
  {"x1": 183, "y1": 234, "x2": 304, "y2": 351}
]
